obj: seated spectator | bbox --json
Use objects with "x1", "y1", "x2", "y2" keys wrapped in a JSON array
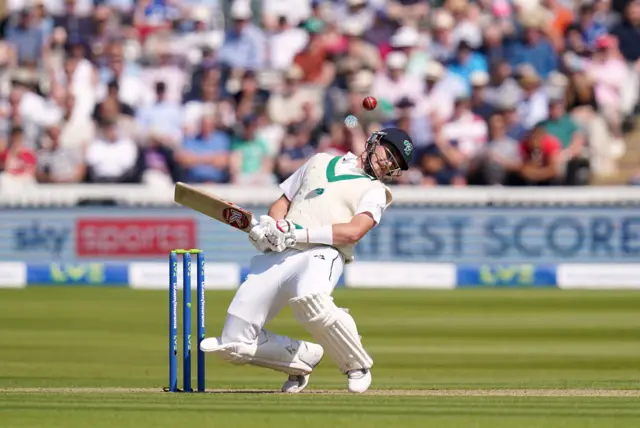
[
  {"x1": 229, "y1": 114, "x2": 274, "y2": 184},
  {"x1": 275, "y1": 124, "x2": 315, "y2": 182},
  {"x1": 441, "y1": 95, "x2": 489, "y2": 166},
  {"x1": 515, "y1": 65, "x2": 549, "y2": 130},
  {"x1": 576, "y1": 3, "x2": 607, "y2": 49},
  {"x1": 430, "y1": 10, "x2": 457, "y2": 63},
  {"x1": 506, "y1": 13, "x2": 558, "y2": 79},
  {"x1": 266, "y1": 15, "x2": 309, "y2": 71},
  {"x1": 610, "y1": 0, "x2": 640, "y2": 66},
  {"x1": 586, "y1": 35, "x2": 628, "y2": 141},
  {"x1": 468, "y1": 112, "x2": 522, "y2": 185},
  {"x1": 268, "y1": 65, "x2": 319, "y2": 127},
  {"x1": 469, "y1": 71, "x2": 494, "y2": 121},
  {"x1": 53, "y1": 0, "x2": 94, "y2": 44},
  {"x1": 337, "y1": 18, "x2": 381, "y2": 73},
  {"x1": 372, "y1": 51, "x2": 422, "y2": 110},
  {"x1": 231, "y1": 70, "x2": 270, "y2": 120},
  {"x1": 483, "y1": 60, "x2": 522, "y2": 109},
  {"x1": 175, "y1": 112, "x2": 230, "y2": 184},
  {"x1": 446, "y1": 40, "x2": 488, "y2": 92},
  {"x1": 416, "y1": 143, "x2": 467, "y2": 186},
  {"x1": 85, "y1": 118, "x2": 141, "y2": 183},
  {"x1": 390, "y1": 26, "x2": 428, "y2": 78},
  {"x1": 5, "y1": 9, "x2": 45, "y2": 67},
  {"x1": 92, "y1": 80, "x2": 135, "y2": 122},
  {"x1": 36, "y1": 126, "x2": 86, "y2": 183},
  {"x1": 540, "y1": 96, "x2": 589, "y2": 185},
  {"x1": 293, "y1": 17, "x2": 335, "y2": 85},
  {"x1": 510, "y1": 123, "x2": 562, "y2": 186},
  {"x1": 217, "y1": 1, "x2": 266, "y2": 72},
  {"x1": 0, "y1": 126, "x2": 36, "y2": 185},
  {"x1": 183, "y1": 69, "x2": 222, "y2": 137},
  {"x1": 136, "y1": 81, "x2": 183, "y2": 148}
]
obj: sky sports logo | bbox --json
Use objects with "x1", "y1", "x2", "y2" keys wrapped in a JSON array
[{"x1": 76, "y1": 219, "x2": 197, "y2": 257}]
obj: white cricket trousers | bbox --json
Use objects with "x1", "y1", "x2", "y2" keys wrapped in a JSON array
[{"x1": 221, "y1": 246, "x2": 345, "y2": 345}]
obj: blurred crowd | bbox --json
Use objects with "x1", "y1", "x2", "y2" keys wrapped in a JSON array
[{"x1": 0, "y1": 0, "x2": 639, "y2": 188}]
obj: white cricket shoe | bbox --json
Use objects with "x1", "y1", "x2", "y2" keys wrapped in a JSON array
[
  {"x1": 347, "y1": 369, "x2": 371, "y2": 393},
  {"x1": 281, "y1": 342, "x2": 324, "y2": 393}
]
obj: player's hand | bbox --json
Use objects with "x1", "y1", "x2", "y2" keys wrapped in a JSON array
[
  {"x1": 261, "y1": 216, "x2": 288, "y2": 252},
  {"x1": 276, "y1": 219, "x2": 297, "y2": 249},
  {"x1": 248, "y1": 216, "x2": 277, "y2": 253}
]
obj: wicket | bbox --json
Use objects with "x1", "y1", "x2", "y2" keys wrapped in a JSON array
[{"x1": 167, "y1": 249, "x2": 205, "y2": 392}]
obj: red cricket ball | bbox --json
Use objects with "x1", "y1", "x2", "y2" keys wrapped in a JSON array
[{"x1": 363, "y1": 96, "x2": 377, "y2": 111}]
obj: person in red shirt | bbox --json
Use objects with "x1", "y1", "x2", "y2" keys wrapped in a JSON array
[
  {"x1": 514, "y1": 123, "x2": 563, "y2": 186},
  {"x1": 0, "y1": 126, "x2": 37, "y2": 180}
]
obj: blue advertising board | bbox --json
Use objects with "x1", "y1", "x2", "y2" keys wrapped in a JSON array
[{"x1": 1, "y1": 206, "x2": 639, "y2": 264}]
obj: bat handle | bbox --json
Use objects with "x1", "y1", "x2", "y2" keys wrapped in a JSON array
[{"x1": 250, "y1": 217, "x2": 259, "y2": 228}]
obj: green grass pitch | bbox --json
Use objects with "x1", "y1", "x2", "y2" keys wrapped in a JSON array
[{"x1": 1, "y1": 287, "x2": 639, "y2": 427}]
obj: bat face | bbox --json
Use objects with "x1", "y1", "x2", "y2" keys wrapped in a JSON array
[{"x1": 174, "y1": 182, "x2": 256, "y2": 233}]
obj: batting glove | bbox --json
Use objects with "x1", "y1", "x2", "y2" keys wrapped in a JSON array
[
  {"x1": 276, "y1": 219, "x2": 297, "y2": 248},
  {"x1": 248, "y1": 216, "x2": 276, "y2": 253}
]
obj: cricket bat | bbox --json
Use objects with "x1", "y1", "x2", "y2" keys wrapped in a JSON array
[{"x1": 173, "y1": 182, "x2": 258, "y2": 233}]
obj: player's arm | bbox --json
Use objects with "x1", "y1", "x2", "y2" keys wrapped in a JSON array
[
  {"x1": 292, "y1": 188, "x2": 387, "y2": 246},
  {"x1": 267, "y1": 194, "x2": 290, "y2": 221},
  {"x1": 296, "y1": 214, "x2": 375, "y2": 246}
]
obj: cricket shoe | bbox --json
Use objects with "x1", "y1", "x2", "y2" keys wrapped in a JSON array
[
  {"x1": 347, "y1": 369, "x2": 371, "y2": 393},
  {"x1": 281, "y1": 342, "x2": 324, "y2": 393}
]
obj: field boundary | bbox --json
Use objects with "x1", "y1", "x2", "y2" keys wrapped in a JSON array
[{"x1": 1, "y1": 388, "x2": 639, "y2": 397}]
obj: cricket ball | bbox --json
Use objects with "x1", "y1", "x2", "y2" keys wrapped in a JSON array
[{"x1": 363, "y1": 96, "x2": 377, "y2": 111}]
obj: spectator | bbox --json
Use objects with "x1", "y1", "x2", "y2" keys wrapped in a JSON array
[
  {"x1": 515, "y1": 65, "x2": 549, "y2": 130},
  {"x1": 441, "y1": 95, "x2": 489, "y2": 165},
  {"x1": 36, "y1": 126, "x2": 86, "y2": 183},
  {"x1": 468, "y1": 111, "x2": 521, "y2": 185},
  {"x1": 268, "y1": 65, "x2": 319, "y2": 127},
  {"x1": 483, "y1": 60, "x2": 522, "y2": 108},
  {"x1": 5, "y1": 9, "x2": 45, "y2": 67},
  {"x1": 372, "y1": 51, "x2": 422, "y2": 110},
  {"x1": 231, "y1": 70, "x2": 270, "y2": 119},
  {"x1": 93, "y1": 80, "x2": 135, "y2": 122},
  {"x1": 175, "y1": 112, "x2": 230, "y2": 184},
  {"x1": 229, "y1": 114, "x2": 274, "y2": 184},
  {"x1": 430, "y1": 10, "x2": 457, "y2": 63},
  {"x1": 53, "y1": 0, "x2": 94, "y2": 44},
  {"x1": 183, "y1": 73, "x2": 221, "y2": 137},
  {"x1": 266, "y1": 15, "x2": 309, "y2": 71},
  {"x1": 417, "y1": 140, "x2": 467, "y2": 186},
  {"x1": 610, "y1": 0, "x2": 640, "y2": 64},
  {"x1": 506, "y1": 14, "x2": 558, "y2": 79},
  {"x1": 469, "y1": 71, "x2": 494, "y2": 121},
  {"x1": 217, "y1": 0, "x2": 266, "y2": 72},
  {"x1": 293, "y1": 18, "x2": 335, "y2": 85},
  {"x1": 577, "y1": 3, "x2": 608, "y2": 49},
  {"x1": 390, "y1": 26, "x2": 428, "y2": 78},
  {"x1": 275, "y1": 124, "x2": 315, "y2": 182},
  {"x1": 586, "y1": 34, "x2": 628, "y2": 140},
  {"x1": 446, "y1": 40, "x2": 489, "y2": 91},
  {"x1": 513, "y1": 123, "x2": 562, "y2": 185},
  {"x1": 540, "y1": 96, "x2": 589, "y2": 184},
  {"x1": 58, "y1": 90, "x2": 96, "y2": 148},
  {"x1": 136, "y1": 81, "x2": 183, "y2": 149},
  {"x1": 0, "y1": 126, "x2": 37, "y2": 185},
  {"x1": 338, "y1": 18, "x2": 381, "y2": 74},
  {"x1": 85, "y1": 118, "x2": 140, "y2": 183}
]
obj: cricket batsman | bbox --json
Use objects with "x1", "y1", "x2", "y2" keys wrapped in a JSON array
[{"x1": 200, "y1": 127, "x2": 414, "y2": 393}]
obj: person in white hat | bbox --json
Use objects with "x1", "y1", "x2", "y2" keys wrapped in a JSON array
[
  {"x1": 389, "y1": 26, "x2": 429, "y2": 78},
  {"x1": 371, "y1": 51, "x2": 422, "y2": 110}
]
